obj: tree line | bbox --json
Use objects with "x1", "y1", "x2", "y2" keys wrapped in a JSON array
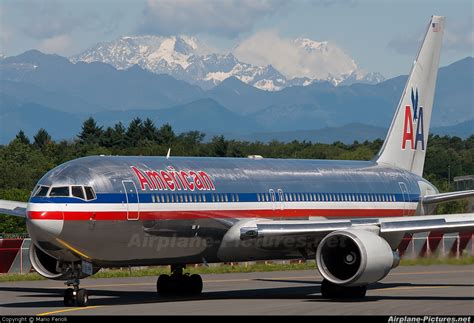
[{"x1": 1, "y1": 117, "x2": 473, "y2": 233}]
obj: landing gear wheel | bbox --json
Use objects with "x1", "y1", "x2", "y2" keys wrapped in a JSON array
[
  {"x1": 189, "y1": 274, "x2": 203, "y2": 295},
  {"x1": 157, "y1": 274, "x2": 171, "y2": 295},
  {"x1": 64, "y1": 288, "x2": 75, "y2": 307},
  {"x1": 76, "y1": 289, "x2": 89, "y2": 307},
  {"x1": 157, "y1": 267, "x2": 203, "y2": 296},
  {"x1": 320, "y1": 279, "x2": 367, "y2": 299}
]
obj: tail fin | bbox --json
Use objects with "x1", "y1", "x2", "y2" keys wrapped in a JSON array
[{"x1": 376, "y1": 16, "x2": 444, "y2": 176}]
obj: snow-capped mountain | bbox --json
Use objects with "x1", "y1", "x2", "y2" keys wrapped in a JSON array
[
  {"x1": 71, "y1": 35, "x2": 384, "y2": 91},
  {"x1": 71, "y1": 35, "x2": 286, "y2": 90},
  {"x1": 290, "y1": 38, "x2": 384, "y2": 86}
]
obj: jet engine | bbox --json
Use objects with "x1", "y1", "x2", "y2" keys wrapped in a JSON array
[
  {"x1": 316, "y1": 229, "x2": 399, "y2": 287},
  {"x1": 29, "y1": 244, "x2": 96, "y2": 280}
]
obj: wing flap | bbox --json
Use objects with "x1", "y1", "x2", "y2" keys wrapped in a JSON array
[
  {"x1": 380, "y1": 217, "x2": 474, "y2": 234},
  {"x1": 0, "y1": 199, "x2": 27, "y2": 217}
]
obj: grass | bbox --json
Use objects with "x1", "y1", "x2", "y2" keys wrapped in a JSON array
[
  {"x1": 0, "y1": 272, "x2": 47, "y2": 282},
  {"x1": 1, "y1": 257, "x2": 474, "y2": 283},
  {"x1": 400, "y1": 256, "x2": 474, "y2": 266}
]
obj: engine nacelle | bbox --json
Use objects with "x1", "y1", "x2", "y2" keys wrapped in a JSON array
[
  {"x1": 316, "y1": 229, "x2": 398, "y2": 286},
  {"x1": 29, "y1": 244, "x2": 96, "y2": 280}
]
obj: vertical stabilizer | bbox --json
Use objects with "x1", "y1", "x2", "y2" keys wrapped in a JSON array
[{"x1": 376, "y1": 16, "x2": 444, "y2": 176}]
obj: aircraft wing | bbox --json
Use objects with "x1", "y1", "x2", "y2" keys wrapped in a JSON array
[
  {"x1": 240, "y1": 213, "x2": 474, "y2": 240},
  {"x1": 0, "y1": 199, "x2": 27, "y2": 217},
  {"x1": 422, "y1": 190, "x2": 474, "y2": 205}
]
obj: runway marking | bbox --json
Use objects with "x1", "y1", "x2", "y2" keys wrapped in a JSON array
[
  {"x1": 37, "y1": 306, "x2": 102, "y2": 316},
  {"x1": 375, "y1": 286, "x2": 450, "y2": 292},
  {"x1": 81, "y1": 282, "x2": 154, "y2": 288},
  {"x1": 389, "y1": 270, "x2": 474, "y2": 276},
  {"x1": 204, "y1": 278, "x2": 253, "y2": 283}
]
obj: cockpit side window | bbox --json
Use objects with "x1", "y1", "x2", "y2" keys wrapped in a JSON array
[
  {"x1": 34, "y1": 186, "x2": 50, "y2": 197},
  {"x1": 84, "y1": 186, "x2": 96, "y2": 201},
  {"x1": 71, "y1": 186, "x2": 85, "y2": 199},
  {"x1": 49, "y1": 186, "x2": 70, "y2": 197}
]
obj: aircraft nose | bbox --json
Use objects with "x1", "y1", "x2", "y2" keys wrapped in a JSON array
[{"x1": 26, "y1": 204, "x2": 64, "y2": 240}]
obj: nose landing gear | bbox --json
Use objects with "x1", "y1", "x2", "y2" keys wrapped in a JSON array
[
  {"x1": 64, "y1": 278, "x2": 89, "y2": 307},
  {"x1": 156, "y1": 265, "x2": 203, "y2": 296}
]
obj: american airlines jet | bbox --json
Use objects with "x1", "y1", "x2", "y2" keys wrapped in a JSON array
[{"x1": 1, "y1": 16, "x2": 473, "y2": 307}]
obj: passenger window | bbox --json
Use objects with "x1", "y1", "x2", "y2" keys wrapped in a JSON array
[
  {"x1": 50, "y1": 186, "x2": 70, "y2": 197},
  {"x1": 34, "y1": 186, "x2": 50, "y2": 197},
  {"x1": 84, "y1": 186, "x2": 96, "y2": 200},
  {"x1": 72, "y1": 186, "x2": 85, "y2": 199},
  {"x1": 236, "y1": 194, "x2": 239, "y2": 202}
]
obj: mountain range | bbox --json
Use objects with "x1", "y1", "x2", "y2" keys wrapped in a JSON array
[
  {"x1": 0, "y1": 49, "x2": 472, "y2": 144},
  {"x1": 70, "y1": 35, "x2": 384, "y2": 91}
]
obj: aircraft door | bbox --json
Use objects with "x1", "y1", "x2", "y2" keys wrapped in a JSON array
[
  {"x1": 398, "y1": 182, "x2": 409, "y2": 216},
  {"x1": 277, "y1": 189, "x2": 285, "y2": 210},
  {"x1": 122, "y1": 180, "x2": 140, "y2": 220},
  {"x1": 269, "y1": 189, "x2": 276, "y2": 211}
]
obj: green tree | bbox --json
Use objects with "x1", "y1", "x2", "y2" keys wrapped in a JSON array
[
  {"x1": 33, "y1": 128, "x2": 52, "y2": 149},
  {"x1": 157, "y1": 123, "x2": 176, "y2": 146},
  {"x1": 211, "y1": 135, "x2": 228, "y2": 157},
  {"x1": 15, "y1": 130, "x2": 30, "y2": 145},
  {"x1": 126, "y1": 118, "x2": 144, "y2": 147},
  {"x1": 143, "y1": 118, "x2": 158, "y2": 142},
  {"x1": 78, "y1": 117, "x2": 103, "y2": 145}
]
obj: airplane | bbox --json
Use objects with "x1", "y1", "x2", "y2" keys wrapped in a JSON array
[{"x1": 1, "y1": 15, "x2": 473, "y2": 307}]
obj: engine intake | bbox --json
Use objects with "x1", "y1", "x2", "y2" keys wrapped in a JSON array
[
  {"x1": 316, "y1": 229, "x2": 398, "y2": 286},
  {"x1": 29, "y1": 244, "x2": 96, "y2": 280}
]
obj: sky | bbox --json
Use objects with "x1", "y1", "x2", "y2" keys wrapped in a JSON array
[{"x1": 0, "y1": 0, "x2": 472, "y2": 78}]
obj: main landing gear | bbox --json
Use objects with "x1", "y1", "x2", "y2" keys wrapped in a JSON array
[
  {"x1": 320, "y1": 279, "x2": 367, "y2": 299},
  {"x1": 64, "y1": 278, "x2": 89, "y2": 307},
  {"x1": 156, "y1": 265, "x2": 203, "y2": 296}
]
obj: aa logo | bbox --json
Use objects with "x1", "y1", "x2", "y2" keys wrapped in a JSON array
[{"x1": 402, "y1": 88, "x2": 425, "y2": 150}]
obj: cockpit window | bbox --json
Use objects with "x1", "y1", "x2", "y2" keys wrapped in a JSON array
[
  {"x1": 71, "y1": 186, "x2": 85, "y2": 199},
  {"x1": 84, "y1": 186, "x2": 96, "y2": 200},
  {"x1": 34, "y1": 186, "x2": 50, "y2": 197},
  {"x1": 49, "y1": 186, "x2": 70, "y2": 197}
]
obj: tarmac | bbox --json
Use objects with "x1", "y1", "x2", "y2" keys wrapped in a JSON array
[{"x1": 1, "y1": 265, "x2": 473, "y2": 315}]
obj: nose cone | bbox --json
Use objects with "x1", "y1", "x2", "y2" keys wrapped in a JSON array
[{"x1": 27, "y1": 202, "x2": 64, "y2": 242}]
